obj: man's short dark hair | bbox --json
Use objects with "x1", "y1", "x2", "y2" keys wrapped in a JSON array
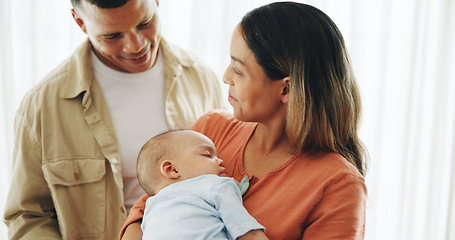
[{"x1": 70, "y1": 0, "x2": 130, "y2": 9}]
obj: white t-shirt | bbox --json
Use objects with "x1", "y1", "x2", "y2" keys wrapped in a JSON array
[{"x1": 91, "y1": 49, "x2": 169, "y2": 212}]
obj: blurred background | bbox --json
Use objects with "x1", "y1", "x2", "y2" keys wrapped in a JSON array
[{"x1": 1, "y1": 0, "x2": 454, "y2": 239}]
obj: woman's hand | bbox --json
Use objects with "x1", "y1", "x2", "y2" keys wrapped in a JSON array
[
  {"x1": 237, "y1": 229, "x2": 269, "y2": 240},
  {"x1": 121, "y1": 221, "x2": 142, "y2": 240}
]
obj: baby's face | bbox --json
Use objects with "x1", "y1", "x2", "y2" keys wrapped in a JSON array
[{"x1": 173, "y1": 131, "x2": 227, "y2": 180}]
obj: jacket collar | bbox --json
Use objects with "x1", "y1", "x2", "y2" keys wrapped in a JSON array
[
  {"x1": 160, "y1": 37, "x2": 194, "y2": 68},
  {"x1": 62, "y1": 38, "x2": 94, "y2": 100}
]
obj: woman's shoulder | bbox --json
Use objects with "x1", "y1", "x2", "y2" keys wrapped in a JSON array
[
  {"x1": 192, "y1": 110, "x2": 254, "y2": 134},
  {"x1": 198, "y1": 109, "x2": 236, "y2": 121},
  {"x1": 191, "y1": 110, "x2": 257, "y2": 149}
]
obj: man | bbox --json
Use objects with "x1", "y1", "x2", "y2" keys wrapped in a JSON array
[{"x1": 3, "y1": 0, "x2": 225, "y2": 239}]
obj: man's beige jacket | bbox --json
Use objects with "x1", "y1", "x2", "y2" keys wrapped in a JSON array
[{"x1": 3, "y1": 38, "x2": 225, "y2": 239}]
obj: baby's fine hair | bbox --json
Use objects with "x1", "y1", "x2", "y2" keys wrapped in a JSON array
[{"x1": 136, "y1": 129, "x2": 186, "y2": 195}]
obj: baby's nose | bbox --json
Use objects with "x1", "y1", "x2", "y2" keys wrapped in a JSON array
[{"x1": 217, "y1": 158, "x2": 224, "y2": 167}]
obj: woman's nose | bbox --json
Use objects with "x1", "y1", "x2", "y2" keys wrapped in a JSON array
[{"x1": 222, "y1": 68, "x2": 233, "y2": 85}]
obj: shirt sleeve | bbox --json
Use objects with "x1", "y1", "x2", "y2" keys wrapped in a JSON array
[
  {"x1": 212, "y1": 178, "x2": 265, "y2": 240},
  {"x1": 302, "y1": 174, "x2": 367, "y2": 239},
  {"x1": 3, "y1": 110, "x2": 62, "y2": 239}
]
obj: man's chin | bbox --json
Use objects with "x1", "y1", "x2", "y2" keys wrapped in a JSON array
[{"x1": 117, "y1": 59, "x2": 154, "y2": 73}]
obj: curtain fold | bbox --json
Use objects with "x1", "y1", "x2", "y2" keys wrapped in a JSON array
[{"x1": 0, "y1": 1, "x2": 454, "y2": 239}]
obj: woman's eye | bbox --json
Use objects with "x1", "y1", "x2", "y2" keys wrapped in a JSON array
[{"x1": 233, "y1": 67, "x2": 241, "y2": 75}]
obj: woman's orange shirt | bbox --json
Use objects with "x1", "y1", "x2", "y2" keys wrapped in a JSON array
[{"x1": 120, "y1": 110, "x2": 367, "y2": 240}]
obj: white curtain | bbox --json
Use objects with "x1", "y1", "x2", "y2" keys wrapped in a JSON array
[{"x1": 1, "y1": 0, "x2": 454, "y2": 239}]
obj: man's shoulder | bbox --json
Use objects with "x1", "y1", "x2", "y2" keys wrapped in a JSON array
[
  {"x1": 39, "y1": 39, "x2": 90, "y2": 88},
  {"x1": 17, "y1": 40, "x2": 90, "y2": 115},
  {"x1": 161, "y1": 38, "x2": 212, "y2": 70},
  {"x1": 25, "y1": 55, "x2": 73, "y2": 95},
  {"x1": 19, "y1": 59, "x2": 70, "y2": 107}
]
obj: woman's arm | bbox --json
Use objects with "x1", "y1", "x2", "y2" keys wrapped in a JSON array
[
  {"x1": 302, "y1": 175, "x2": 367, "y2": 239},
  {"x1": 119, "y1": 194, "x2": 149, "y2": 240},
  {"x1": 237, "y1": 229, "x2": 269, "y2": 240},
  {"x1": 121, "y1": 221, "x2": 142, "y2": 240}
]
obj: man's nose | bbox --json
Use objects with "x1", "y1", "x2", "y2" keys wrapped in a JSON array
[{"x1": 123, "y1": 32, "x2": 146, "y2": 54}]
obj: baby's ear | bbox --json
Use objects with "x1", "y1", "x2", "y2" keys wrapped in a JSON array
[{"x1": 160, "y1": 160, "x2": 180, "y2": 179}]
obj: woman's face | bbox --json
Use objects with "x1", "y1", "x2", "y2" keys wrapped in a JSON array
[{"x1": 223, "y1": 25, "x2": 286, "y2": 123}]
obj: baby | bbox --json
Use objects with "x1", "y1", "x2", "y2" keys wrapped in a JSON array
[{"x1": 136, "y1": 129, "x2": 268, "y2": 240}]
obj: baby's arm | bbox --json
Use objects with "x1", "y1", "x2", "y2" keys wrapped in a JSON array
[
  {"x1": 237, "y1": 229, "x2": 269, "y2": 240},
  {"x1": 213, "y1": 177, "x2": 266, "y2": 239}
]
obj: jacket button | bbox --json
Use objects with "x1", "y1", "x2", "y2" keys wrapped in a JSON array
[{"x1": 74, "y1": 172, "x2": 80, "y2": 180}]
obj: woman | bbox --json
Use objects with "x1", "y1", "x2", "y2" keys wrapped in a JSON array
[{"x1": 121, "y1": 2, "x2": 368, "y2": 239}]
